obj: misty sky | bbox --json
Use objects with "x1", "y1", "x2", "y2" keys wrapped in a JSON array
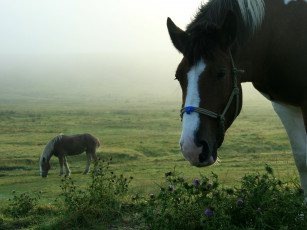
[
  {"x1": 0, "y1": 0, "x2": 209, "y2": 100},
  {"x1": 0, "y1": 0, "x2": 203, "y2": 56}
]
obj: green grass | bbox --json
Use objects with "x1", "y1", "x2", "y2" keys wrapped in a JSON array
[{"x1": 0, "y1": 94, "x2": 300, "y2": 228}]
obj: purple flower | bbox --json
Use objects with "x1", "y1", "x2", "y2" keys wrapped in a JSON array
[
  {"x1": 237, "y1": 200, "x2": 243, "y2": 206},
  {"x1": 205, "y1": 209, "x2": 212, "y2": 217},
  {"x1": 168, "y1": 185, "x2": 175, "y2": 191},
  {"x1": 193, "y1": 179, "x2": 200, "y2": 186},
  {"x1": 295, "y1": 203, "x2": 300, "y2": 207},
  {"x1": 149, "y1": 193, "x2": 154, "y2": 198},
  {"x1": 257, "y1": 207, "x2": 262, "y2": 212}
]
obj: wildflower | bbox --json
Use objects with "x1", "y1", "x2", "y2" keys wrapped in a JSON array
[
  {"x1": 205, "y1": 209, "x2": 212, "y2": 217},
  {"x1": 207, "y1": 182, "x2": 212, "y2": 188},
  {"x1": 149, "y1": 193, "x2": 154, "y2": 198},
  {"x1": 193, "y1": 179, "x2": 200, "y2": 186},
  {"x1": 257, "y1": 207, "x2": 262, "y2": 211},
  {"x1": 295, "y1": 203, "x2": 300, "y2": 207},
  {"x1": 168, "y1": 185, "x2": 175, "y2": 191},
  {"x1": 167, "y1": 213, "x2": 172, "y2": 219},
  {"x1": 237, "y1": 199, "x2": 243, "y2": 206}
]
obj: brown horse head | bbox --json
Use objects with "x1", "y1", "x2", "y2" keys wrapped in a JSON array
[
  {"x1": 167, "y1": 11, "x2": 243, "y2": 167},
  {"x1": 40, "y1": 156, "x2": 51, "y2": 178}
]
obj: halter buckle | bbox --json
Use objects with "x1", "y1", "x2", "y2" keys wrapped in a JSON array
[{"x1": 186, "y1": 106, "x2": 195, "y2": 114}]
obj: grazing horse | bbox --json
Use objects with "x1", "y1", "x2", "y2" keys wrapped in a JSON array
[
  {"x1": 167, "y1": 0, "x2": 307, "y2": 199},
  {"x1": 39, "y1": 133, "x2": 100, "y2": 177}
]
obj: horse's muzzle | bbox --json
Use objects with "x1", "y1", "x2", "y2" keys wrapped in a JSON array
[{"x1": 180, "y1": 139, "x2": 217, "y2": 167}]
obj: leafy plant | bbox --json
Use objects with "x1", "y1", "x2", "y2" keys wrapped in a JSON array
[
  {"x1": 3, "y1": 190, "x2": 41, "y2": 218},
  {"x1": 139, "y1": 165, "x2": 307, "y2": 229},
  {"x1": 58, "y1": 157, "x2": 133, "y2": 228}
]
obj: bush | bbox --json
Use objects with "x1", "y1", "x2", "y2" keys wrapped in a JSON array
[
  {"x1": 58, "y1": 157, "x2": 133, "y2": 228},
  {"x1": 3, "y1": 190, "x2": 41, "y2": 218},
  {"x1": 139, "y1": 165, "x2": 307, "y2": 229}
]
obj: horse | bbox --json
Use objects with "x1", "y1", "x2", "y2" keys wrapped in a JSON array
[
  {"x1": 167, "y1": 0, "x2": 307, "y2": 199},
  {"x1": 39, "y1": 133, "x2": 100, "y2": 178}
]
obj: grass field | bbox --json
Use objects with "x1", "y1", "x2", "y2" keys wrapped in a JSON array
[{"x1": 0, "y1": 85, "x2": 299, "y2": 214}]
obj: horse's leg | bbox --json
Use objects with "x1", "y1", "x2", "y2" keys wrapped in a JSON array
[
  {"x1": 63, "y1": 156, "x2": 71, "y2": 176},
  {"x1": 92, "y1": 151, "x2": 98, "y2": 161},
  {"x1": 272, "y1": 102, "x2": 307, "y2": 202},
  {"x1": 58, "y1": 156, "x2": 64, "y2": 176},
  {"x1": 83, "y1": 152, "x2": 92, "y2": 174}
]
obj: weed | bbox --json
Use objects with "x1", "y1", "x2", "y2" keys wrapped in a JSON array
[
  {"x1": 57, "y1": 157, "x2": 133, "y2": 228},
  {"x1": 3, "y1": 190, "x2": 41, "y2": 218},
  {"x1": 139, "y1": 166, "x2": 307, "y2": 229}
]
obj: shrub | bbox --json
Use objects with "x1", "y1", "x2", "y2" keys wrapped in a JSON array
[
  {"x1": 139, "y1": 165, "x2": 307, "y2": 229},
  {"x1": 3, "y1": 190, "x2": 41, "y2": 218},
  {"x1": 58, "y1": 157, "x2": 133, "y2": 228}
]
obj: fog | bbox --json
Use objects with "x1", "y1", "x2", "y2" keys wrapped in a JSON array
[{"x1": 0, "y1": 0, "x2": 265, "y2": 104}]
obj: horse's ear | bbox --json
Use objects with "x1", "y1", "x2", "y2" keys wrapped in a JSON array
[
  {"x1": 167, "y1": 17, "x2": 189, "y2": 54},
  {"x1": 218, "y1": 11, "x2": 237, "y2": 51}
]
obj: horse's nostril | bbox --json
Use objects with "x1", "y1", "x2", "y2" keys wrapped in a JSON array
[
  {"x1": 199, "y1": 153, "x2": 207, "y2": 163},
  {"x1": 198, "y1": 140, "x2": 210, "y2": 163}
]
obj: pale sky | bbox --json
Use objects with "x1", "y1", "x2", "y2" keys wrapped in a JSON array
[
  {"x1": 0, "y1": 0, "x2": 204, "y2": 56},
  {"x1": 0, "y1": 0, "x2": 207, "y2": 100}
]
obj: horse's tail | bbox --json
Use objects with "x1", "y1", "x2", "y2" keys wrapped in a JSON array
[{"x1": 40, "y1": 134, "x2": 63, "y2": 162}]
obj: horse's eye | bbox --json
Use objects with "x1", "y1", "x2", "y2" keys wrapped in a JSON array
[{"x1": 216, "y1": 70, "x2": 226, "y2": 79}]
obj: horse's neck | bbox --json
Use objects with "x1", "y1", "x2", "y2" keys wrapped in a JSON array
[
  {"x1": 42, "y1": 149, "x2": 53, "y2": 162},
  {"x1": 42, "y1": 137, "x2": 59, "y2": 161}
]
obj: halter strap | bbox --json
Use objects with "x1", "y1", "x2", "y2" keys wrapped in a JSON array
[{"x1": 180, "y1": 50, "x2": 244, "y2": 145}]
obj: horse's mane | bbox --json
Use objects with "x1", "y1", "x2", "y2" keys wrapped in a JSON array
[
  {"x1": 40, "y1": 134, "x2": 63, "y2": 162},
  {"x1": 187, "y1": 0, "x2": 265, "y2": 34},
  {"x1": 184, "y1": 0, "x2": 265, "y2": 63}
]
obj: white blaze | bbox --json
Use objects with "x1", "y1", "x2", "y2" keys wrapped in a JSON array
[{"x1": 180, "y1": 59, "x2": 206, "y2": 165}]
